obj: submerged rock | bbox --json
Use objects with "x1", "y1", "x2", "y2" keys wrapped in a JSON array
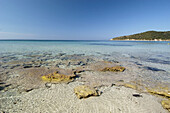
[
  {"x1": 23, "y1": 64, "x2": 33, "y2": 68},
  {"x1": 161, "y1": 100, "x2": 170, "y2": 112},
  {"x1": 74, "y1": 85, "x2": 100, "y2": 99},
  {"x1": 10, "y1": 64, "x2": 21, "y2": 69},
  {"x1": 41, "y1": 71, "x2": 76, "y2": 83},
  {"x1": 143, "y1": 66, "x2": 165, "y2": 72},
  {"x1": 101, "y1": 66, "x2": 125, "y2": 72},
  {"x1": 58, "y1": 53, "x2": 66, "y2": 56},
  {"x1": 146, "y1": 88, "x2": 170, "y2": 98},
  {"x1": 124, "y1": 83, "x2": 137, "y2": 90}
]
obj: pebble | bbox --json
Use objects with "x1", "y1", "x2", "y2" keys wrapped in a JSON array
[{"x1": 45, "y1": 83, "x2": 52, "y2": 88}]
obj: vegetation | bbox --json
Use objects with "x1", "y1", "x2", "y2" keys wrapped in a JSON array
[{"x1": 111, "y1": 31, "x2": 170, "y2": 40}]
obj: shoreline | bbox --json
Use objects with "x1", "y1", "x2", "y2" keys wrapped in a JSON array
[{"x1": 110, "y1": 39, "x2": 170, "y2": 41}]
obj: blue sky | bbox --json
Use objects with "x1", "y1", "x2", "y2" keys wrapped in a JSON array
[{"x1": 0, "y1": 0, "x2": 170, "y2": 40}]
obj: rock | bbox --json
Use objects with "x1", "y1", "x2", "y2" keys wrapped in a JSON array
[
  {"x1": 10, "y1": 64, "x2": 21, "y2": 69},
  {"x1": 111, "y1": 83, "x2": 116, "y2": 87},
  {"x1": 161, "y1": 100, "x2": 170, "y2": 112},
  {"x1": 132, "y1": 93, "x2": 142, "y2": 97},
  {"x1": 143, "y1": 66, "x2": 165, "y2": 72},
  {"x1": 58, "y1": 53, "x2": 66, "y2": 56},
  {"x1": 41, "y1": 71, "x2": 76, "y2": 83},
  {"x1": 23, "y1": 64, "x2": 33, "y2": 68},
  {"x1": 77, "y1": 61, "x2": 86, "y2": 66},
  {"x1": 34, "y1": 64, "x2": 41, "y2": 67},
  {"x1": 45, "y1": 83, "x2": 52, "y2": 88},
  {"x1": 75, "y1": 70, "x2": 85, "y2": 74},
  {"x1": 74, "y1": 85, "x2": 100, "y2": 99},
  {"x1": 25, "y1": 88, "x2": 34, "y2": 92},
  {"x1": 146, "y1": 88, "x2": 170, "y2": 98},
  {"x1": 0, "y1": 84, "x2": 11, "y2": 91},
  {"x1": 101, "y1": 66, "x2": 125, "y2": 72},
  {"x1": 23, "y1": 65, "x2": 32, "y2": 68},
  {"x1": 124, "y1": 84, "x2": 137, "y2": 90},
  {"x1": 2, "y1": 65, "x2": 10, "y2": 69}
]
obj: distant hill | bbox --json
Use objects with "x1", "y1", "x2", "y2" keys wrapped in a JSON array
[{"x1": 111, "y1": 31, "x2": 170, "y2": 41}]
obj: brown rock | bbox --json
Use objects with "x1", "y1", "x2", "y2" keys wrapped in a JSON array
[
  {"x1": 161, "y1": 100, "x2": 170, "y2": 112},
  {"x1": 124, "y1": 83, "x2": 137, "y2": 90},
  {"x1": 41, "y1": 71, "x2": 76, "y2": 83},
  {"x1": 74, "y1": 85, "x2": 100, "y2": 99},
  {"x1": 146, "y1": 88, "x2": 170, "y2": 98},
  {"x1": 101, "y1": 66, "x2": 125, "y2": 72}
]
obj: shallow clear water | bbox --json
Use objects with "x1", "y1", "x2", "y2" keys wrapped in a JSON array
[
  {"x1": 0, "y1": 40, "x2": 170, "y2": 72},
  {"x1": 0, "y1": 40, "x2": 170, "y2": 88},
  {"x1": 0, "y1": 40, "x2": 170, "y2": 54}
]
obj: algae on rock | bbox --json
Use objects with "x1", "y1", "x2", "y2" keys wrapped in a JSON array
[
  {"x1": 146, "y1": 88, "x2": 170, "y2": 98},
  {"x1": 74, "y1": 85, "x2": 100, "y2": 99},
  {"x1": 123, "y1": 83, "x2": 137, "y2": 90},
  {"x1": 101, "y1": 66, "x2": 125, "y2": 72},
  {"x1": 41, "y1": 71, "x2": 76, "y2": 83},
  {"x1": 161, "y1": 100, "x2": 170, "y2": 112}
]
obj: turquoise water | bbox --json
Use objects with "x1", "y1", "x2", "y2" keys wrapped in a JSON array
[
  {"x1": 0, "y1": 40, "x2": 170, "y2": 70},
  {"x1": 0, "y1": 40, "x2": 170, "y2": 84},
  {"x1": 0, "y1": 40, "x2": 169, "y2": 54}
]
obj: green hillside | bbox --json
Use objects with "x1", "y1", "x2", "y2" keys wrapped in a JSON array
[{"x1": 111, "y1": 31, "x2": 170, "y2": 40}]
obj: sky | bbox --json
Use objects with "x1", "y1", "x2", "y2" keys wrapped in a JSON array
[{"x1": 0, "y1": 0, "x2": 170, "y2": 40}]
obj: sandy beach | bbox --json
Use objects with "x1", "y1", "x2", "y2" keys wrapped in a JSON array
[{"x1": 0, "y1": 81, "x2": 167, "y2": 113}]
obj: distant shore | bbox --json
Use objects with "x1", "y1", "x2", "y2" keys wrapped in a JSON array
[
  {"x1": 110, "y1": 39, "x2": 170, "y2": 41},
  {"x1": 111, "y1": 31, "x2": 170, "y2": 41}
]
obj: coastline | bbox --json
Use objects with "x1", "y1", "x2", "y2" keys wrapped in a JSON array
[{"x1": 110, "y1": 39, "x2": 170, "y2": 41}]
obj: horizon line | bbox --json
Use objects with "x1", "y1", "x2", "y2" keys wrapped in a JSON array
[{"x1": 0, "y1": 39, "x2": 109, "y2": 41}]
